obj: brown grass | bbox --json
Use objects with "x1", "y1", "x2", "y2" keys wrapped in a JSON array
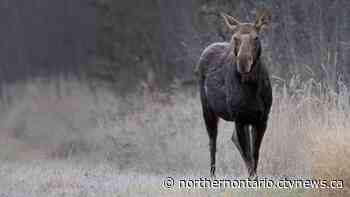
[
  {"x1": 0, "y1": 77, "x2": 349, "y2": 196},
  {"x1": 306, "y1": 128, "x2": 350, "y2": 197}
]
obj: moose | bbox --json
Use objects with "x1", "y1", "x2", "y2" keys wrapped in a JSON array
[{"x1": 197, "y1": 10, "x2": 272, "y2": 178}]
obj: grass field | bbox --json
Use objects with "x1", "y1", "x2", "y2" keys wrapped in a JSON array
[{"x1": 0, "y1": 77, "x2": 348, "y2": 196}]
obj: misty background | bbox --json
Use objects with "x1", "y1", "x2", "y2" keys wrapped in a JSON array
[
  {"x1": 0, "y1": 0, "x2": 349, "y2": 92},
  {"x1": 0, "y1": 0, "x2": 95, "y2": 83},
  {"x1": 95, "y1": 0, "x2": 350, "y2": 93}
]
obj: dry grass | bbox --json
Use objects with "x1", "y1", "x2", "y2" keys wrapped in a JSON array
[
  {"x1": 0, "y1": 77, "x2": 348, "y2": 196},
  {"x1": 306, "y1": 128, "x2": 350, "y2": 197}
]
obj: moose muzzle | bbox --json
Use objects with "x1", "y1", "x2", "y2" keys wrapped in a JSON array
[{"x1": 237, "y1": 54, "x2": 253, "y2": 74}]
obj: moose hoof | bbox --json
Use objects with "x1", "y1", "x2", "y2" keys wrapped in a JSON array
[
  {"x1": 248, "y1": 173, "x2": 258, "y2": 180},
  {"x1": 210, "y1": 166, "x2": 216, "y2": 178}
]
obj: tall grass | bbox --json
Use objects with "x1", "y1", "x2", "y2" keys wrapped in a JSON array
[{"x1": 0, "y1": 76, "x2": 348, "y2": 196}]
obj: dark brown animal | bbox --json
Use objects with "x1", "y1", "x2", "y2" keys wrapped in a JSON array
[{"x1": 197, "y1": 10, "x2": 272, "y2": 178}]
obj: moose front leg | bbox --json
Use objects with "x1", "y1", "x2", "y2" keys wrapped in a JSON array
[
  {"x1": 250, "y1": 121, "x2": 267, "y2": 177},
  {"x1": 233, "y1": 122, "x2": 255, "y2": 178}
]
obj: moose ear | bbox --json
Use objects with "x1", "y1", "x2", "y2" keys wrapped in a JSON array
[
  {"x1": 255, "y1": 9, "x2": 271, "y2": 32},
  {"x1": 221, "y1": 13, "x2": 240, "y2": 31}
]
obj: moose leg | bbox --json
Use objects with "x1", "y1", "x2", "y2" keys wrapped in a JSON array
[
  {"x1": 203, "y1": 107, "x2": 218, "y2": 177},
  {"x1": 250, "y1": 122, "x2": 267, "y2": 177},
  {"x1": 233, "y1": 122, "x2": 254, "y2": 177}
]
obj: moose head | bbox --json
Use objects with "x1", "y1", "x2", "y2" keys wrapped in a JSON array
[{"x1": 221, "y1": 10, "x2": 271, "y2": 76}]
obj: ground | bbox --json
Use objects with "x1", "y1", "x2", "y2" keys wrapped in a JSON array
[{"x1": 0, "y1": 78, "x2": 348, "y2": 196}]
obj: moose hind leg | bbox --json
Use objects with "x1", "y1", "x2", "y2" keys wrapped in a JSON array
[{"x1": 203, "y1": 107, "x2": 218, "y2": 177}]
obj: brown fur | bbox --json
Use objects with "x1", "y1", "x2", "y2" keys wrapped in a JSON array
[{"x1": 198, "y1": 11, "x2": 272, "y2": 178}]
